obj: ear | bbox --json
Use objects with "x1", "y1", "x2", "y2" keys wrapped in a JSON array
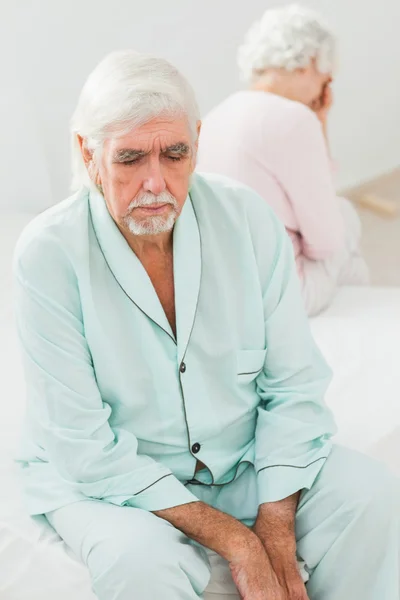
[
  {"x1": 77, "y1": 135, "x2": 102, "y2": 188},
  {"x1": 77, "y1": 135, "x2": 93, "y2": 167}
]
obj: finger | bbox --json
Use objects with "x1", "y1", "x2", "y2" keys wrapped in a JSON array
[{"x1": 325, "y1": 87, "x2": 333, "y2": 106}]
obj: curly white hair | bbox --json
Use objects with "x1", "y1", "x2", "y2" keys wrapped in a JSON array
[{"x1": 238, "y1": 4, "x2": 336, "y2": 83}]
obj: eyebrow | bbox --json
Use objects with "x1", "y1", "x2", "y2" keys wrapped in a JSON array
[
  {"x1": 162, "y1": 143, "x2": 190, "y2": 156},
  {"x1": 113, "y1": 143, "x2": 191, "y2": 163},
  {"x1": 113, "y1": 149, "x2": 149, "y2": 162}
]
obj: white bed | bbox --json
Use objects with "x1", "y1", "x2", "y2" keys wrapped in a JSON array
[{"x1": 1, "y1": 214, "x2": 399, "y2": 600}]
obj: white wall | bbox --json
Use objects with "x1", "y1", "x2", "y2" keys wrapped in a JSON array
[{"x1": 2, "y1": 0, "x2": 400, "y2": 212}]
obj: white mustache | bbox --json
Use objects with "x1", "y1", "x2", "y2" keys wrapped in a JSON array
[{"x1": 126, "y1": 191, "x2": 178, "y2": 212}]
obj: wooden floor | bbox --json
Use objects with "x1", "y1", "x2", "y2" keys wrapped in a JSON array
[{"x1": 344, "y1": 168, "x2": 400, "y2": 286}]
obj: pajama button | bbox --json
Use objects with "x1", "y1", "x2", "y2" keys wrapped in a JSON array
[
  {"x1": 180, "y1": 362, "x2": 186, "y2": 373},
  {"x1": 192, "y1": 443, "x2": 201, "y2": 454}
]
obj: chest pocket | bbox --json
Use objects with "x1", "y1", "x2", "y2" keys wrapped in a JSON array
[{"x1": 237, "y1": 349, "x2": 267, "y2": 384}]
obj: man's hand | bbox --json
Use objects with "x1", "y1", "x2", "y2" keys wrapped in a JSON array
[
  {"x1": 265, "y1": 561, "x2": 309, "y2": 600},
  {"x1": 253, "y1": 495, "x2": 310, "y2": 599},
  {"x1": 155, "y1": 501, "x2": 286, "y2": 598},
  {"x1": 229, "y1": 540, "x2": 286, "y2": 600}
]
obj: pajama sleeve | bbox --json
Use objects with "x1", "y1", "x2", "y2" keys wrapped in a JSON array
[
  {"x1": 14, "y1": 233, "x2": 198, "y2": 512},
  {"x1": 246, "y1": 196, "x2": 337, "y2": 504}
]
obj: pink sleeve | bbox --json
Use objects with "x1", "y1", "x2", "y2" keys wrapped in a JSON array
[{"x1": 275, "y1": 108, "x2": 345, "y2": 260}]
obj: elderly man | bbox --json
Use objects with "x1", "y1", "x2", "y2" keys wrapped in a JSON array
[{"x1": 14, "y1": 51, "x2": 398, "y2": 600}]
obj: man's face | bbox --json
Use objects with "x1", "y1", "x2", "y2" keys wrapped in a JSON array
[{"x1": 94, "y1": 117, "x2": 196, "y2": 236}]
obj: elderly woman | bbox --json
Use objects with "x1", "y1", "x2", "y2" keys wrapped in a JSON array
[
  {"x1": 197, "y1": 5, "x2": 369, "y2": 316},
  {"x1": 14, "y1": 50, "x2": 398, "y2": 600}
]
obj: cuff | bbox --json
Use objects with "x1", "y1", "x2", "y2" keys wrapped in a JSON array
[
  {"x1": 121, "y1": 474, "x2": 200, "y2": 511},
  {"x1": 257, "y1": 456, "x2": 328, "y2": 504}
]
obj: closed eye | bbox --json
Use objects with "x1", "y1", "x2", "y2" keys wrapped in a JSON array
[
  {"x1": 162, "y1": 143, "x2": 190, "y2": 162},
  {"x1": 121, "y1": 157, "x2": 144, "y2": 166},
  {"x1": 167, "y1": 155, "x2": 183, "y2": 162}
]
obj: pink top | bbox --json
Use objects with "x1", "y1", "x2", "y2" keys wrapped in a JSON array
[{"x1": 197, "y1": 91, "x2": 344, "y2": 265}]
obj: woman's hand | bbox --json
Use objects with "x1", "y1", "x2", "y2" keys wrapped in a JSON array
[{"x1": 310, "y1": 82, "x2": 333, "y2": 127}]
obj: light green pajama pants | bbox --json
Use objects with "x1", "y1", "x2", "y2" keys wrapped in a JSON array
[{"x1": 46, "y1": 446, "x2": 400, "y2": 600}]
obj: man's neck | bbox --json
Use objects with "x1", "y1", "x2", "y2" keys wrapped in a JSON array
[{"x1": 122, "y1": 228, "x2": 174, "y2": 262}]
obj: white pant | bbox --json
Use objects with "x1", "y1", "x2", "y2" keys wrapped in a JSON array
[
  {"x1": 46, "y1": 446, "x2": 400, "y2": 600},
  {"x1": 301, "y1": 198, "x2": 369, "y2": 316}
]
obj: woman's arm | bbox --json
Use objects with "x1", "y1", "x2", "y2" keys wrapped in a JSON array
[{"x1": 276, "y1": 105, "x2": 344, "y2": 261}]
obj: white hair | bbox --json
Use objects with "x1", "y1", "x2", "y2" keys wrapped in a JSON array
[
  {"x1": 238, "y1": 4, "x2": 336, "y2": 84},
  {"x1": 71, "y1": 50, "x2": 200, "y2": 191}
]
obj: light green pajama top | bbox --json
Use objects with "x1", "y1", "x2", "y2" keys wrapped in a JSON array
[{"x1": 13, "y1": 172, "x2": 336, "y2": 515}]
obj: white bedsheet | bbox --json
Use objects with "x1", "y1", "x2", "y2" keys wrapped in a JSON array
[
  {"x1": 0, "y1": 213, "x2": 399, "y2": 600},
  {"x1": 310, "y1": 287, "x2": 400, "y2": 474}
]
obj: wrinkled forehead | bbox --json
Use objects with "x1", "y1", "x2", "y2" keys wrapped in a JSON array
[{"x1": 105, "y1": 116, "x2": 192, "y2": 154}]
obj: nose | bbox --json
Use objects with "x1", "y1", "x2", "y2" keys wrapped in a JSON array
[{"x1": 142, "y1": 158, "x2": 166, "y2": 196}]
